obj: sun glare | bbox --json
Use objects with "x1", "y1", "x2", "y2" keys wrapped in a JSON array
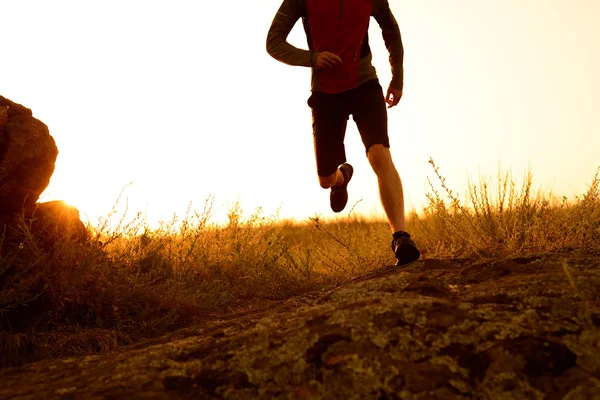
[{"x1": 1, "y1": 0, "x2": 598, "y2": 228}]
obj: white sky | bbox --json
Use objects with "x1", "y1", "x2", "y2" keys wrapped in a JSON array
[{"x1": 1, "y1": 0, "x2": 598, "y2": 226}]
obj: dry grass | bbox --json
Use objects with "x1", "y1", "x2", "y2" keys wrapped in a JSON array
[
  {"x1": 409, "y1": 159, "x2": 600, "y2": 258},
  {"x1": 1, "y1": 160, "x2": 599, "y2": 367}
]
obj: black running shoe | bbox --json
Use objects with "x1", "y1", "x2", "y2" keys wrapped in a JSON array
[
  {"x1": 391, "y1": 232, "x2": 421, "y2": 266},
  {"x1": 330, "y1": 163, "x2": 353, "y2": 213}
]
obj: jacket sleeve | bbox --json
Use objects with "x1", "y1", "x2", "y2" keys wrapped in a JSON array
[
  {"x1": 266, "y1": 0, "x2": 318, "y2": 67},
  {"x1": 373, "y1": 0, "x2": 404, "y2": 90}
]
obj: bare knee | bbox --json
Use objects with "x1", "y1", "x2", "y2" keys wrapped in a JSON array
[
  {"x1": 367, "y1": 144, "x2": 394, "y2": 173},
  {"x1": 319, "y1": 172, "x2": 337, "y2": 189}
]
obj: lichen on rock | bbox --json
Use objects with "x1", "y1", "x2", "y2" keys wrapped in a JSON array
[{"x1": 0, "y1": 253, "x2": 598, "y2": 399}]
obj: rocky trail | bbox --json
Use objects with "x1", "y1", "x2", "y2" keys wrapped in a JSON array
[{"x1": 1, "y1": 253, "x2": 599, "y2": 399}]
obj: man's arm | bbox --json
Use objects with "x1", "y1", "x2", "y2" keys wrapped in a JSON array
[
  {"x1": 266, "y1": 0, "x2": 318, "y2": 67},
  {"x1": 373, "y1": 0, "x2": 404, "y2": 91}
]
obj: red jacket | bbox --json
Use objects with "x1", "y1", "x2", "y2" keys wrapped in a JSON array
[{"x1": 267, "y1": 0, "x2": 404, "y2": 94}]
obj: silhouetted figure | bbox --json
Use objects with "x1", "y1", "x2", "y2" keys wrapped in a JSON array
[{"x1": 267, "y1": 0, "x2": 420, "y2": 266}]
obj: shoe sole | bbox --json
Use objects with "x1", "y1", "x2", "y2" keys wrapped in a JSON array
[{"x1": 395, "y1": 253, "x2": 420, "y2": 267}]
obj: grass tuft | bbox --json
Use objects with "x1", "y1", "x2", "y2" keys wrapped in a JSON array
[{"x1": 409, "y1": 159, "x2": 600, "y2": 258}]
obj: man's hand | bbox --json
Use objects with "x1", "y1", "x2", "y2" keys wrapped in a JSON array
[
  {"x1": 315, "y1": 52, "x2": 342, "y2": 69},
  {"x1": 386, "y1": 86, "x2": 403, "y2": 108}
]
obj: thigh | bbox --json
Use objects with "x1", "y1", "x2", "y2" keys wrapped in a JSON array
[
  {"x1": 308, "y1": 92, "x2": 350, "y2": 177},
  {"x1": 351, "y1": 79, "x2": 390, "y2": 152}
]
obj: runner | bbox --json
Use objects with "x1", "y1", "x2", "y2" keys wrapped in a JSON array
[{"x1": 266, "y1": 0, "x2": 420, "y2": 266}]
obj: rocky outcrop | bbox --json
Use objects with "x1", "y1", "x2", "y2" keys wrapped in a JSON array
[
  {"x1": 0, "y1": 106, "x2": 7, "y2": 133},
  {"x1": 28, "y1": 200, "x2": 88, "y2": 245},
  {"x1": 0, "y1": 96, "x2": 86, "y2": 248},
  {"x1": 2, "y1": 201, "x2": 87, "y2": 250},
  {"x1": 0, "y1": 96, "x2": 58, "y2": 224},
  {"x1": 0, "y1": 254, "x2": 598, "y2": 399}
]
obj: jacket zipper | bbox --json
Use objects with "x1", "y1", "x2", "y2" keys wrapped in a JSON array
[{"x1": 340, "y1": 0, "x2": 343, "y2": 19}]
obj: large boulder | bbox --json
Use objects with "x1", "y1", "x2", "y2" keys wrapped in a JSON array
[
  {"x1": 0, "y1": 96, "x2": 58, "y2": 224},
  {"x1": 1, "y1": 200, "x2": 87, "y2": 251},
  {"x1": 0, "y1": 96, "x2": 87, "y2": 249},
  {"x1": 0, "y1": 105, "x2": 7, "y2": 132},
  {"x1": 28, "y1": 200, "x2": 88, "y2": 246}
]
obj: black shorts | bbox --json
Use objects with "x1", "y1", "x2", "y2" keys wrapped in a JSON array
[{"x1": 307, "y1": 79, "x2": 390, "y2": 177}]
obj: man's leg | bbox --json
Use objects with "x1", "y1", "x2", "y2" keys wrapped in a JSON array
[
  {"x1": 318, "y1": 169, "x2": 345, "y2": 189},
  {"x1": 350, "y1": 80, "x2": 406, "y2": 232},
  {"x1": 366, "y1": 144, "x2": 405, "y2": 232},
  {"x1": 368, "y1": 145, "x2": 420, "y2": 266},
  {"x1": 308, "y1": 91, "x2": 354, "y2": 212},
  {"x1": 352, "y1": 79, "x2": 420, "y2": 265}
]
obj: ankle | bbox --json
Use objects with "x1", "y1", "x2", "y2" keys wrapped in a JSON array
[
  {"x1": 333, "y1": 168, "x2": 345, "y2": 187},
  {"x1": 392, "y1": 230, "x2": 410, "y2": 239}
]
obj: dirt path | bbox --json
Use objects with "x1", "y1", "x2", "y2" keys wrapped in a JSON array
[{"x1": 1, "y1": 253, "x2": 599, "y2": 399}]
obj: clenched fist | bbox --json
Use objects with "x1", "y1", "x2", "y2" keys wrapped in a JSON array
[{"x1": 315, "y1": 52, "x2": 343, "y2": 69}]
